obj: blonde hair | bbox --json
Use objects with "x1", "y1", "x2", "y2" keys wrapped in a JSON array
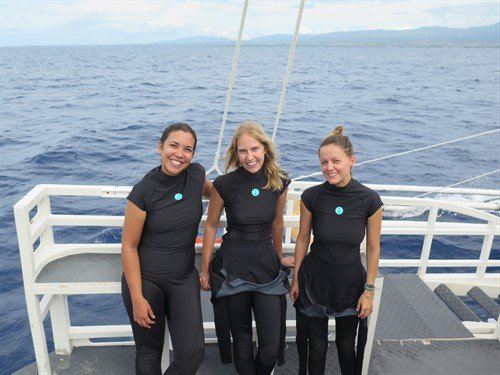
[{"x1": 224, "y1": 120, "x2": 287, "y2": 191}]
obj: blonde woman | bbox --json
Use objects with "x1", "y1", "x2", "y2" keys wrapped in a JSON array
[{"x1": 200, "y1": 121, "x2": 293, "y2": 374}]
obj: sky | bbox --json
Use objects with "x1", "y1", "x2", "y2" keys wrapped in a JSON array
[{"x1": 1, "y1": 0, "x2": 499, "y2": 47}]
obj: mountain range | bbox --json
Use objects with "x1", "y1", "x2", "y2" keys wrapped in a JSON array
[{"x1": 156, "y1": 22, "x2": 499, "y2": 46}]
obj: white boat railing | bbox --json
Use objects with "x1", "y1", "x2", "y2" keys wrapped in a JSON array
[{"x1": 14, "y1": 183, "x2": 500, "y2": 375}]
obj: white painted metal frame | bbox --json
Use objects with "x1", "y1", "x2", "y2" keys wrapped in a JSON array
[{"x1": 14, "y1": 183, "x2": 500, "y2": 374}]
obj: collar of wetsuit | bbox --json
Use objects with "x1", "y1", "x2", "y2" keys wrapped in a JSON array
[
  {"x1": 324, "y1": 177, "x2": 354, "y2": 192},
  {"x1": 237, "y1": 166, "x2": 266, "y2": 180},
  {"x1": 157, "y1": 165, "x2": 186, "y2": 183}
]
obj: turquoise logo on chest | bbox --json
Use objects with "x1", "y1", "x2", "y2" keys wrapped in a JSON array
[
  {"x1": 335, "y1": 206, "x2": 343, "y2": 215},
  {"x1": 174, "y1": 193, "x2": 183, "y2": 201},
  {"x1": 251, "y1": 188, "x2": 260, "y2": 197}
]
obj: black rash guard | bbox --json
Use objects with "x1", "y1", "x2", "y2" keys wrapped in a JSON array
[
  {"x1": 127, "y1": 163, "x2": 204, "y2": 278},
  {"x1": 210, "y1": 166, "x2": 291, "y2": 296},
  {"x1": 295, "y1": 178, "x2": 383, "y2": 317}
]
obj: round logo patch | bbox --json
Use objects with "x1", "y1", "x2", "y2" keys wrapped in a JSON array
[
  {"x1": 174, "y1": 193, "x2": 183, "y2": 201},
  {"x1": 335, "y1": 206, "x2": 344, "y2": 215},
  {"x1": 251, "y1": 188, "x2": 260, "y2": 197}
]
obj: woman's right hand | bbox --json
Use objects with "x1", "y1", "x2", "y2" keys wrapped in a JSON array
[
  {"x1": 132, "y1": 296, "x2": 155, "y2": 329},
  {"x1": 290, "y1": 280, "x2": 299, "y2": 302},
  {"x1": 199, "y1": 270, "x2": 210, "y2": 291}
]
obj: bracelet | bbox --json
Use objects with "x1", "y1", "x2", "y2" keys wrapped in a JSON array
[{"x1": 364, "y1": 283, "x2": 375, "y2": 292}]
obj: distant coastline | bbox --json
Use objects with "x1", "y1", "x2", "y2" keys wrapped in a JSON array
[
  {"x1": 155, "y1": 22, "x2": 499, "y2": 47},
  {"x1": 2, "y1": 22, "x2": 498, "y2": 48}
]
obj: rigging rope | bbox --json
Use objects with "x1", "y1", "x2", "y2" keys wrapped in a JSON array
[
  {"x1": 206, "y1": 0, "x2": 249, "y2": 176},
  {"x1": 293, "y1": 129, "x2": 500, "y2": 181},
  {"x1": 272, "y1": 0, "x2": 306, "y2": 141},
  {"x1": 414, "y1": 169, "x2": 500, "y2": 198}
]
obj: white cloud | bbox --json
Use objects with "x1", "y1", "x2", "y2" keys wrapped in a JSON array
[{"x1": 1, "y1": 0, "x2": 498, "y2": 46}]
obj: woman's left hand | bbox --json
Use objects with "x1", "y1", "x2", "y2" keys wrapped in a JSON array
[
  {"x1": 199, "y1": 270, "x2": 210, "y2": 291},
  {"x1": 356, "y1": 290, "x2": 374, "y2": 319},
  {"x1": 280, "y1": 256, "x2": 295, "y2": 268}
]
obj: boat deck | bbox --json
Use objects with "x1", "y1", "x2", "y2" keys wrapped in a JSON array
[
  {"x1": 13, "y1": 339, "x2": 500, "y2": 375},
  {"x1": 14, "y1": 275, "x2": 500, "y2": 374}
]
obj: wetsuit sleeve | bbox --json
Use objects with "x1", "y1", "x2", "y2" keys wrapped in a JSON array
[
  {"x1": 367, "y1": 190, "x2": 383, "y2": 217},
  {"x1": 213, "y1": 175, "x2": 227, "y2": 200},
  {"x1": 280, "y1": 176, "x2": 291, "y2": 194},
  {"x1": 190, "y1": 162, "x2": 206, "y2": 185},
  {"x1": 301, "y1": 186, "x2": 316, "y2": 212},
  {"x1": 127, "y1": 181, "x2": 148, "y2": 211}
]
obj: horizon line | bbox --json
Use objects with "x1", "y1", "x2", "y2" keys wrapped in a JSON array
[{"x1": 2, "y1": 21, "x2": 498, "y2": 48}]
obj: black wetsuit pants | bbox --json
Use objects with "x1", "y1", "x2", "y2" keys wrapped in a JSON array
[
  {"x1": 121, "y1": 269, "x2": 204, "y2": 375},
  {"x1": 226, "y1": 291, "x2": 282, "y2": 375},
  {"x1": 296, "y1": 311, "x2": 368, "y2": 375}
]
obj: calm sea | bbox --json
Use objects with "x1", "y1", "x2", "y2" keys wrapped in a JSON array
[{"x1": 1, "y1": 45, "x2": 499, "y2": 374}]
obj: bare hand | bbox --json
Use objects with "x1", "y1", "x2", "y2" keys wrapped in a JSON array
[
  {"x1": 132, "y1": 297, "x2": 155, "y2": 329},
  {"x1": 356, "y1": 291, "x2": 374, "y2": 319},
  {"x1": 199, "y1": 270, "x2": 210, "y2": 291},
  {"x1": 280, "y1": 256, "x2": 295, "y2": 268},
  {"x1": 290, "y1": 280, "x2": 299, "y2": 302}
]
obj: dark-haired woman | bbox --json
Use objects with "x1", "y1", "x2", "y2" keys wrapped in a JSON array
[
  {"x1": 290, "y1": 126, "x2": 383, "y2": 375},
  {"x1": 121, "y1": 123, "x2": 212, "y2": 375},
  {"x1": 200, "y1": 120, "x2": 293, "y2": 375}
]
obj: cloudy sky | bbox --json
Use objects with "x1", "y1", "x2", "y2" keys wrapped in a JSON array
[{"x1": 1, "y1": 0, "x2": 498, "y2": 47}]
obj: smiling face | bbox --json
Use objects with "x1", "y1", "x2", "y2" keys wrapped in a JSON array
[
  {"x1": 236, "y1": 133, "x2": 266, "y2": 174},
  {"x1": 318, "y1": 144, "x2": 355, "y2": 187},
  {"x1": 157, "y1": 130, "x2": 195, "y2": 176}
]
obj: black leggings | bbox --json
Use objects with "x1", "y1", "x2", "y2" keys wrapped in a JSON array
[
  {"x1": 296, "y1": 311, "x2": 367, "y2": 375},
  {"x1": 122, "y1": 269, "x2": 204, "y2": 375},
  {"x1": 227, "y1": 292, "x2": 282, "y2": 375}
]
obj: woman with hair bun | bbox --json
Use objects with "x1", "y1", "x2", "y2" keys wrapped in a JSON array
[
  {"x1": 290, "y1": 126, "x2": 383, "y2": 375},
  {"x1": 200, "y1": 120, "x2": 293, "y2": 375}
]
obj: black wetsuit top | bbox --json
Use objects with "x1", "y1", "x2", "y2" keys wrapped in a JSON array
[
  {"x1": 127, "y1": 163, "x2": 205, "y2": 278},
  {"x1": 209, "y1": 167, "x2": 291, "y2": 366},
  {"x1": 216, "y1": 167, "x2": 285, "y2": 242},
  {"x1": 210, "y1": 167, "x2": 291, "y2": 296},
  {"x1": 295, "y1": 178, "x2": 383, "y2": 317}
]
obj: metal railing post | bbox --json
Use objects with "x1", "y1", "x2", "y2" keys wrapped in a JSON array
[
  {"x1": 476, "y1": 220, "x2": 497, "y2": 278},
  {"x1": 14, "y1": 187, "x2": 52, "y2": 375},
  {"x1": 493, "y1": 313, "x2": 500, "y2": 341},
  {"x1": 161, "y1": 323, "x2": 171, "y2": 372},
  {"x1": 38, "y1": 196, "x2": 55, "y2": 247},
  {"x1": 418, "y1": 206, "x2": 438, "y2": 278},
  {"x1": 362, "y1": 276, "x2": 384, "y2": 375},
  {"x1": 284, "y1": 197, "x2": 294, "y2": 248},
  {"x1": 50, "y1": 295, "x2": 73, "y2": 354}
]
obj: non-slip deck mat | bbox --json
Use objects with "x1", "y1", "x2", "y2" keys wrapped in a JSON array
[
  {"x1": 374, "y1": 274, "x2": 473, "y2": 340},
  {"x1": 14, "y1": 340, "x2": 500, "y2": 375}
]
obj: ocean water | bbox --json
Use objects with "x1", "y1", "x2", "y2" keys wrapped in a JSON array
[{"x1": 1, "y1": 45, "x2": 499, "y2": 374}]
